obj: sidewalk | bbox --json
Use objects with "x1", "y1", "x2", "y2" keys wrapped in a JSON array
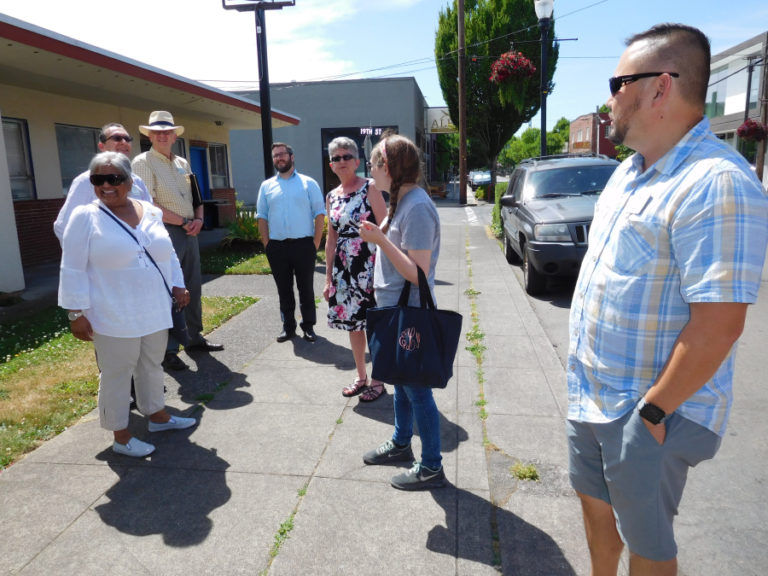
[{"x1": 0, "y1": 203, "x2": 589, "y2": 575}]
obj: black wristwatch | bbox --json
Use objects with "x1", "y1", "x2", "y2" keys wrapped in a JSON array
[{"x1": 638, "y1": 398, "x2": 666, "y2": 425}]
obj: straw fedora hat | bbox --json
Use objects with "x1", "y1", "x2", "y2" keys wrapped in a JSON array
[{"x1": 139, "y1": 111, "x2": 185, "y2": 136}]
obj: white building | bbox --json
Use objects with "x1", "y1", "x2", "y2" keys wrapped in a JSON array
[
  {"x1": 707, "y1": 31, "x2": 767, "y2": 186},
  {"x1": 0, "y1": 14, "x2": 298, "y2": 294}
]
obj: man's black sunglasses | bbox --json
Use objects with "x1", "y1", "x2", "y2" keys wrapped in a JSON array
[
  {"x1": 100, "y1": 134, "x2": 133, "y2": 143},
  {"x1": 609, "y1": 72, "x2": 679, "y2": 96},
  {"x1": 330, "y1": 154, "x2": 356, "y2": 163},
  {"x1": 90, "y1": 174, "x2": 128, "y2": 186}
]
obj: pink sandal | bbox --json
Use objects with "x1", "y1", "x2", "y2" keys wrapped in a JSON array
[
  {"x1": 342, "y1": 377, "x2": 368, "y2": 397},
  {"x1": 360, "y1": 379, "x2": 385, "y2": 402}
]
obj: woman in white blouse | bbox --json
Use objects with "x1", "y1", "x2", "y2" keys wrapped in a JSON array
[{"x1": 59, "y1": 151, "x2": 196, "y2": 457}]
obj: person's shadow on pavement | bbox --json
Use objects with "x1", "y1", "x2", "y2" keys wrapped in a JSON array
[
  {"x1": 427, "y1": 483, "x2": 577, "y2": 575},
  {"x1": 94, "y1": 415, "x2": 231, "y2": 547},
  {"x1": 168, "y1": 351, "x2": 253, "y2": 411}
]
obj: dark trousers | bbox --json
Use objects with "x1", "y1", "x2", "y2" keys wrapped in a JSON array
[
  {"x1": 265, "y1": 237, "x2": 317, "y2": 332},
  {"x1": 166, "y1": 225, "x2": 203, "y2": 351}
]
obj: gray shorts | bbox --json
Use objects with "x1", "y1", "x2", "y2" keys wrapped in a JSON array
[{"x1": 566, "y1": 407, "x2": 721, "y2": 561}]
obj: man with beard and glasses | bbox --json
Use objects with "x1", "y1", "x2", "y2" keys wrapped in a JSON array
[
  {"x1": 566, "y1": 24, "x2": 768, "y2": 576},
  {"x1": 54, "y1": 123, "x2": 152, "y2": 242},
  {"x1": 257, "y1": 142, "x2": 325, "y2": 343}
]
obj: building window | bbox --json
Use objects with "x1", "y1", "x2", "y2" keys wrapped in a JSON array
[
  {"x1": 705, "y1": 65, "x2": 727, "y2": 118},
  {"x1": 208, "y1": 144, "x2": 230, "y2": 188},
  {"x1": 3, "y1": 117, "x2": 36, "y2": 201},
  {"x1": 55, "y1": 124, "x2": 100, "y2": 195}
]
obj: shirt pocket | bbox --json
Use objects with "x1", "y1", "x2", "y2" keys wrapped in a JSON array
[{"x1": 604, "y1": 195, "x2": 658, "y2": 276}]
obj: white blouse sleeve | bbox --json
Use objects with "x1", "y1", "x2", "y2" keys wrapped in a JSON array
[{"x1": 58, "y1": 206, "x2": 93, "y2": 310}]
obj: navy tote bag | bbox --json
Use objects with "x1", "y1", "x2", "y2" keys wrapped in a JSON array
[{"x1": 366, "y1": 267, "x2": 462, "y2": 389}]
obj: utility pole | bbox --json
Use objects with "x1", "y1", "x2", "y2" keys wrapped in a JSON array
[
  {"x1": 744, "y1": 55, "x2": 759, "y2": 123},
  {"x1": 222, "y1": 0, "x2": 295, "y2": 180},
  {"x1": 756, "y1": 33, "x2": 768, "y2": 182},
  {"x1": 458, "y1": 0, "x2": 467, "y2": 205}
]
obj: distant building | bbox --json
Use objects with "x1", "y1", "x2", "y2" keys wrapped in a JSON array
[
  {"x1": 706, "y1": 30, "x2": 767, "y2": 182},
  {"x1": 231, "y1": 78, "x2": 438, "y2": 204},
  {"x1": 0, "y1": 14, "x2": 298, "y2": 294},
  {"x1": 568, "y1": 112, "x2": 615, "y2": 158}
]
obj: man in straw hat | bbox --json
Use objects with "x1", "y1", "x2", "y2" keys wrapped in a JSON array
[{"x1": 132, "y1": 111, "x2": 223, "y2": 371}]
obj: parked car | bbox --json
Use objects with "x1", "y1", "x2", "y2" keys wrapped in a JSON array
[
  {"x1": 499, "y1": 155, "x2": 619, "y2": 295},
  {"x1": 470, "y1": 170, "x2": 491, "y2": 190}
]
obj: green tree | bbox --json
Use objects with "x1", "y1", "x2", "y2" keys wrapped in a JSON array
[
  {"x1": 435, "y1": 132, "x2": 460, "y2": 180},
  {"x1": 553, "y1": 116, "x2": 570, "y2": 145},
  {"x1": 497, "y1": 118, "x2": 568, "y2": 170},
  {"x1": 436, "y1": 0, "x2": 558, "y2": 185}
]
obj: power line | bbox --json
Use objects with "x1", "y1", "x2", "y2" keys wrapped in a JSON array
[{"x1": 197, "y1": 0, "x2": 613, "y2": 86}]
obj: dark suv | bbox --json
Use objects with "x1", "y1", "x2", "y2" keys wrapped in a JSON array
[{"x1": 499, "y1": 155, "x2": 619, "y2": 295}]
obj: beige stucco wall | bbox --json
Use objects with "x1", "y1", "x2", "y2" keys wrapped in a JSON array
[
  {"x1": 1, "y1": 82, "x2": 235, "y2": 200},
  {"x1": 0, "y1": 110, "x2": 25, "y2": 293}
]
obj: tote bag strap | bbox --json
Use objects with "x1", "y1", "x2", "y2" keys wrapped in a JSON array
[
  {"x1": 97, "y1": 204, "x2": 174, "y2": 301},
  {"x1": 396, "y1": 266, "x2": 435, "y2": 310}
]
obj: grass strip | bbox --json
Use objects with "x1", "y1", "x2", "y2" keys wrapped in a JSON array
[{"x1": 0, "y1": 295, "x2": 256, "y2": 470}]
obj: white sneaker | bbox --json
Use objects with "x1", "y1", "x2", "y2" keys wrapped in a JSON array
[
  {"x1": 148, "y1": 415, "x2": 197, "y2": 433},
  {"x1": 112, "y1": 438, "x2": 155, "y2": 458}
]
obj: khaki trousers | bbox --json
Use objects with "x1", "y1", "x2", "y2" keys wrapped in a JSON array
[{"x1": 93, "y1": 330, "x2": 167, "y2": 431}]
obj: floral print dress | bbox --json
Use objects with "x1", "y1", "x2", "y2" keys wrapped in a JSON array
[{"x1": 327, "y1": 181, "x2": 376, "y2": 331}]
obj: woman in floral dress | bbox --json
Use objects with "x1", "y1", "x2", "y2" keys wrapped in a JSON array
[{"x1": 323, "y1": 137, "x2": 388, "y2": 401}]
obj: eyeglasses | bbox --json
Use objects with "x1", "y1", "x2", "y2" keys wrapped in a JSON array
[
  {"x1": 331, "y1": 154, "x2": 356, "y2": 163},
  {"x1": 272, "y1": 152, "x2": 290, "y2": 160},
  {"x1": 608, "y1": 72, "x2": 679, "y2": 96},
  {"x1": 366, "y1": 161, "x2": 385, "y2": 169},
  {"x1": 103, "y1": 134, "x2": 133, "y2": 143},
  {"x1": 90, "y1": 174, "x2": 128, "y2": 186}
]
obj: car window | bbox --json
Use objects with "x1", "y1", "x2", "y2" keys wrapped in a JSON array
[
  {"x1": 528, "y1": 165, "x2": 617, "y2": 199},
  {"x1": 511, "y1": 170, "x2": 526, "y2": 202}
]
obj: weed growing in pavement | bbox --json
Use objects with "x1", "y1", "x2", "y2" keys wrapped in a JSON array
[
  {"x1": 465, "y1": 233, "x2": 502, "y2": 572},
  {"x1": 270, "y1": 516, "x2": 295, "y2": 557},
  {"x1": 511, "y1": 461, "x2": 540, "y2": 481}
]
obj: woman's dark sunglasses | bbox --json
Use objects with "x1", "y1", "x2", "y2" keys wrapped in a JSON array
[
  {"x1": 608, "y1": 72, "x2": 678, "y2": 96},
  {"x1": 331, "y1": 154, "x2": 356, "y2": 163},
  {"x1": 90, "y1": 174, "x2": 128, "y2": 186}
]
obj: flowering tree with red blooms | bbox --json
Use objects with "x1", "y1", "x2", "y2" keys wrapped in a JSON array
[
  {"x1": 436, "y1": 0, "x2": 558, "y2": 177},
  {"x1": 737, "y1": 119, "x2": 767, "y2": 142},
  {"x1": 489, "y1": 51, "x2": 536, "y2": 108}
]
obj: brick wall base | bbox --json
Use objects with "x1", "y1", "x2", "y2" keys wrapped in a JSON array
[{"x1": 14, "y1": 199, "x2": 63, "y2": 267}]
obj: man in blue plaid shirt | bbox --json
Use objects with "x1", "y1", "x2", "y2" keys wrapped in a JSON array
[{"x1": 566, "y1": 24, "x2": 768, "y2": 576}]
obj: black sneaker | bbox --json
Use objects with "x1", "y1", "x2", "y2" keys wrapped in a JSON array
[
  {"x1": 391, "y1": 462, "x2": 446, "y2": 491},
  {"x1": 363, "y1": 440, "x2": 414, "y2": 466}
]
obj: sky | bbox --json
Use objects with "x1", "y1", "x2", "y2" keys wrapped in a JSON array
[{"x1": 3, "y1": 0, "x2": 768, "y2": 133}]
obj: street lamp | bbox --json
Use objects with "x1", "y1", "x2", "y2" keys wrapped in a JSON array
[
  {"x1": 534, "y1": 0, "x2": 554, "y2": 157},
  {"x1": 222, "y1": 1, "x2": 295, "y2": 179}
]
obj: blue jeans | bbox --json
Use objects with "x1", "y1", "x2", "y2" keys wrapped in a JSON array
[{"x1": 392, "y1": 384, "x2": 442, "y2": 470}]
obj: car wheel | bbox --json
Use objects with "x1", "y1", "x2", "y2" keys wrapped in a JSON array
[
  {"x1": 523, "y1": 247, "x2": 546, "y2": 295},
  {"x1": 504, "y1": 235, "x2": 522, "y2": 264}
]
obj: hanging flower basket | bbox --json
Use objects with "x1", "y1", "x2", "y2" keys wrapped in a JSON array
[
  {"x1": 489, "y1": 51, "x2": 536, "y2": 84},
  {"x1": 737, "y1": 119, "x2": 768, "y2": 142}
]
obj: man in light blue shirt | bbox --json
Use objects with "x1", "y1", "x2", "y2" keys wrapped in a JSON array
[
  {"x1": 257, "y1": 142, "x2": 325, "y2": 343},
  {"x1": 566, "y1": 24, "x2": 768, "y2": 575}
]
